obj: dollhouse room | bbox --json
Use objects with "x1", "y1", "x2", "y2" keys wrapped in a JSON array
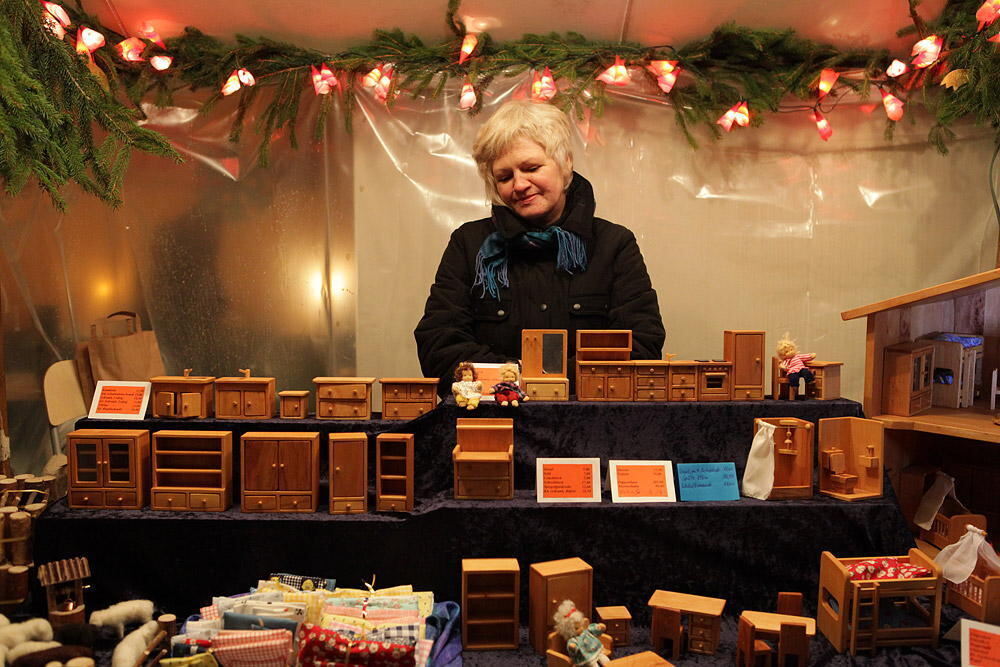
[{"x1": 2, "y1": 0, "x2": 1000, "y2": 665}]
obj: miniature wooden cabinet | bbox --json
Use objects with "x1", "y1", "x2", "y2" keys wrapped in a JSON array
[
  {"x1": 648, "y1": 590, "x2": 726, "y2": 656},
  {"x1": 376, "y1": 433, "x2": 414, "y2": 511},
  {"x1": 67, "y1": 429, "x2": 149, "y2": 509},
  {"x1": 529, "y1": 557, "x2": 593, "y2": 654},
  {"x1": 151, "y1": 430, "x2": 232, "y2": 511},
  {"x1": 215, "y1": 371, "x2": 276, "y2": 419},
  {"x1": 724, "y1": 330, "x2": 765, "y2": 400},
  {"x1": 150, "y1": 370, "x2": 215, "y2": 418},
  {"x1": 329, "y1": 433, "x2": 367, "y2": 514},
  {"x1": 380, "y1": 378, "x2": 438, "y2": 420},
  {"x1": 522, "y1": 329, "x2": 568, "y2": 378},
  {"x1": 577, "y1": 362, "x2": 634, "y2": 401},
  {"x1": 576, "y1": 330, "x2": 632, "y2": 361},
  {"x1": 697, "y1": 361, "x2": 733, "y2": 401},
  {"x1": 241, "y1": 432, "x2": 319, "y2": 512},
  {"x1": 523, "y1": 377, "x2": 570, "y2": 401},
  {"x1": 882, "y1": 342, "x2": 935, "y2": 416},
  {"x1": 668, "y1": 361, "x2": 698, "y2": 402},
  {"x1": 633, "y1": 361, "x2": 669, "y2": 401},
  {"x1": 595, "y1": 605, "x2": 631, "y2": 646},
  {"x1": 919, "y1": 333, "x2": 983, "y2": 408},
  {"x1": 818, "y1": 417, "x2": 884, "y2": 501},
  {"x1": 804, "y1": 361, "x2": 843, "y2": 400},
  {"x1": 313, "y1": 377, "x2": 375, "y2": 419},
  {"x1": 462, "y1": 558, "x2": 520, "y2": 650},
  {"x1": 753, "y1": 418, "x2": 814, "y2": 500},
  {"x1": 453, "y1": 418, "x2": 513, "y2": 500},
  {"x1": 278, "y1": 390, "x2": 309, "y2": 419}
]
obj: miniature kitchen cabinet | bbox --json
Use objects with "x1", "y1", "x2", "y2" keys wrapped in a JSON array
[
  {"x1": 882, "y1": 342, "x2": 935, "y2": 416},
  {"x1": 313, "y1": 377, "x2": 376, "y2": 419},
  {"x1": 151, "y1": 430, "x2": 232, "y2": 511},
  {"x1": 241, "y1": 432, "x2": 320, "y2": 512},
  {"x1": 577, "y1": 362, "x2": 635, "y2": 401},
  {"x1": 214, "y1": 370, "x2": 276, "y2": 419},
  {"x1": 278, "y1": 390, "x2": 309, "y2": 419},
  {"x1": 379, "y1": 378, "x2": 438, "y2": 420},
  {"x1": 150, "y1": 370, "x2": 215, "y2": 418},
  {"x1": 329, "y1": 433, "x2": 367, "y2": 514},
  {"x1": 529, "y1": 557, "x2": 593, "y2": 654},
  {"x1": 596, "y1": 606, "x2": 632, "y2": 646},
  {"x1": 697, "y1": 361, "x2": 733, "y2": 401},
  {"x1": 668, "y1": 361, "x2": 698, "y2": 402},
  {"x1": 818, "y1": 417, "x2": 884, "y2": 501},
  {"x1": 67, "y1": 429, "x2": 149, "y2": 509},
  {"x1": 376, "y1": 433, "x2": 414, "y2": 511},
  {"x1": 724, "y1": 330, "x2": 766, "y2": 400},
  {"x1": 453, "y1": 418, "x2": 514, "y2": 500},
  {"x1": 753, "y1": 418, "x2": 814, "y2": 500},
  {"x1": 633, "y1": 361, "x2": 669, "y2": 401},
  {"x1": 522, "y1": 330, "x2": 569, "y2": 401},
  {"x1": 462, "y1": 558, "x2": 520, "y2": 650}
]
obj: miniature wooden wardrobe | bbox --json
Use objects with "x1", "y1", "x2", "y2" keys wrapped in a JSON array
[
  {"x1": 453, "y1": 418, "x2": 514, "y2": 500},
  {"x1": 753, "y1": 418, "x2": 813, "y2": 500},
  {"x1": 241, "y1": 432, "x2": 319, "y2": 512},
  {"x1": 529, "y1": 557, "x2": 593, "y2": 654},
  {"x1": 724, "y1": 330, "x2": 765, "y2": 400},
  {"x1": 818, "y1": 417, "x2": 884, "y2": 501},
  {"x1": 329, "y1": 433, "x2": 367, "y2": 514}
]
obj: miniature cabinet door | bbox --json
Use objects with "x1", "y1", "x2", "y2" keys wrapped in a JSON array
[
  {"x1": 732, "y1": 333, "x2": 764, "y2": 385},
  {"x1": 69, "y1": 437, "x2": 101, "y2": 487},
  {"x1": 607, "y1": 375, "x2": 632, "y2": 400},
  {"x1": 579, "y1": 375, "x2": 605, "y2": 399},
  {"x1": 180, "y1": 393, "x2": 202, "y2": 417},
  {"x1": 217, "y1": 390, "x2": 242, "y2": 418},
  {"x1": 244, "y1": 439, "x2": 279, "y2": 491},
  {"x1": 154, "y1": 391, "x2": 178, "y2": 417},
  {"x1": 243, "y1": 390, "x2": 268, "y2": 417},
  {"x1": 103, "y1": 436, "x2": 137, "y2": 487},
  {"x1": 278, "y1": 440, "x2": 312, "y2": 491},
  {"x1": 331, "y1": 439, "x2": 366, "y2": 498}
]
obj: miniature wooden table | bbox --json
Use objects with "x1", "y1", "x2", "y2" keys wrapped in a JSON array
[
  {"x1": 740, "y1": 610, "x2": 816, "y2": 638},
  {"x1": 608, "y1": 651, "x2": 673, "y2": 666},
  {"x1": 648, "y1": 590, "x2": 726, "y2": 655}
]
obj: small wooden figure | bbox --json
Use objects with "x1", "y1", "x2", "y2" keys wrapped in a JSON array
[
  {"x1": 150, "y1": 370, "x2": 215, "y2": 418},
  {"x1": 595, "y1": 606, "x2": 631, "y2": 646},
  {"x1": 453, "y1": 418, "x2": 513, "y2": 499},
  {"x1": 38, "y1": 556, "x2": 90, "y2": 627},
  {"x1": 376, "y1": 433, "x2": 414, "y2": 511},
  {"x1": 818, "y1": 417, "x2": 884, "y2": 501},
  {"x1": 278, "y1": 390, "x2": 309, "y2": 419},
  {"x1": 752, "y1": 418, "x2": 814, "y2": 500},
  {"x1": 452, "y1": 362, "x2": 483, "y2": 410},
  {"x1": 492, "y1": 362, "x2": 528, "y2": 407},
  {"x1": 461, "y1": 558, "x2": 520, "y2": 650},
  {"x1": 553, "y1": 600, "x2": 610, "y2": 667},
  {"x1": 215, "y1": 369, "x2": 276, "y2": 419}
]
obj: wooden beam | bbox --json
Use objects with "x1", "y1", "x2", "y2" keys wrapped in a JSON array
[{"x1": 842, "y1": 268, "x2": 1000, "y2": 321}]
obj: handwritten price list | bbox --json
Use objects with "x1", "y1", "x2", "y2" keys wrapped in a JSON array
[
  {"x1": 542, "y1": 464, "x2": 594, "y2": 498},
  {"x1": 970, "y1": 627, "x2": 1000, "y2": 666},
  {"x1": 616, "y1": 465, "x2": 668, "y2": 498}
]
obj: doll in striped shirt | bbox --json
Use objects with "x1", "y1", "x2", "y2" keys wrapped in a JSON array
[{"x1": 776, "y1": 335, "x2": 816, "y2": 393}]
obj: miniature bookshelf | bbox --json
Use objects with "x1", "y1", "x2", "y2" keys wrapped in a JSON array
[
  {"x1": 376, "y1": 433, "x2": 414, "y2": 511},
  {"x1": 151, "y1": 430, "x2": 232, "y2": 511},
  {"x1": 462, "y1": 558, "x2": 520, "y2": 650}
]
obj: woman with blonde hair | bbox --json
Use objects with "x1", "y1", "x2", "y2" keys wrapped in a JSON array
[{"x1": 415, "y1": 100, "x2": 664, "y2": 395}]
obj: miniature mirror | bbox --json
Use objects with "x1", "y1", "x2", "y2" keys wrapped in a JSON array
[{"x1": 542, "y1": 332, "x2": 565, "y2": 375}]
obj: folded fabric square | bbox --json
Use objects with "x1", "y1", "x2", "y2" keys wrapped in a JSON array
[
  {"x1": 212, "y1": 637, "x2": 292, "y2": 667},
  {"x1": 269, "y1": 573, "x2": 336, "y2": 592},
  {"x1": 161, "y1": 654, "x2": 219, "y2": 667},
  {"x1": 297, "y1": 624, "x2": 415, "y2": 667},
  {"x1": 222, "y1": 611, "x2": 300, "y2": 634}
]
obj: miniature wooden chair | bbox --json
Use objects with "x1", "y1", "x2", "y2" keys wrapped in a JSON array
[
  {"x1": 655, "y1": 607, "x2": 685, "y2": 660},
  {"x1": 546, "y1": 630, "x2": 612, "y2": 667},
  {"x1": 777, "y1": 622, "x2": 809, "y2": 667},
  {"x1": 736, "y1": 615, "x2": 773, "y2": 667},
  {"x1": 776, "y1": 592, "x2": 804, "y2": 617},
  {"x1": 776, "y1": 376, "x2": 798, "y2": 401}
]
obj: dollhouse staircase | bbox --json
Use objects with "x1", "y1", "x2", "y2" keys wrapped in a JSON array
[{"x1": 849, "y1": 581, "x2": 880, "y2": 654}]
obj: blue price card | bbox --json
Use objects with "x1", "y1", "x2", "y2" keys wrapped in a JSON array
[{"x1": 676, "y1": 462, "x2": 740, "y2": 502}]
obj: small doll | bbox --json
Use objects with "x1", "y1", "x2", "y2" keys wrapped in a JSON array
[
  {"x1": 452, "y1": 362, "x2": 482, "y2": 410},
  {"x1": 491, "y1": 362, "x2": 528, "y2": 407},
  {"x1": 553, "y1": 600, "x2": 609, "y2": 667},
  {"x1": 776, "y1": 334, "x2": 816, "y2": 393}
]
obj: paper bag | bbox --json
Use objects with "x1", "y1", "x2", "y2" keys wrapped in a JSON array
[{"x1": 86, "y1": 311, "x2": 166, "y2": 385}]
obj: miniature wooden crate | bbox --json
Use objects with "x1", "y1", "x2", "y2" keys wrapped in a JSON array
[
  {"x1": 724, "y1": 330, "x2": 765, "y2": 400},
  {"x1": 529, "y1": 557, "x2": 593, "y2": 654},
  {"x1": 278, "y1": 390, "x2": 309, "y2": 419},
  {"x1": 818, "y1": 417, "x2": 884, "y2": 501},
  {"x1": 668, "y1": 361, "x2": 698, "y2": 402},
  {"x1": 453, "y1": 418, "x2": 513, "y2": 500},
  {"x1": 633, "y1": 361, "x2": 669, "y2": 401},
  {"x1": 376, "y1": 433, "x2": 414, "y2": 511},
  {"x1": 596, "y1": 605, "x2": 632, "y2": 646},
  {"x1": 241, "y1": 432, "x2": 320, "y2": 512},
  {"x1": 462, "y1": 558, "x2": 520, "y2": 650},
  {"x1": 697, "y1": 362, "x2": 733, "y2": 401},
  {"x1": 150, "y1": 372, "x2": 215, "y2": 418},
  {"x1": 67, "y1": 429, "x2": 149, "y2": 509},
  {"x1": 380, "y1": 378, "x2": 438, "y2": 420},
  {"x1": 329, "y1": 433, "x2": 367, "y2": 514},
  {"x1": 313, "y1": 377, "x2": 376, "y2": 419},
  {"x1": 753, "y1": 418, "x2": 813, "y2": 500},
  {"x1": 151, "y1": 430, "x2": 232, "y2": 511},
  {"x1": 215, "y1": 374, "x2": 276, "y2": 419}
]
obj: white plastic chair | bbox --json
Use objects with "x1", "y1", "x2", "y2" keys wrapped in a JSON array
[{"x1": 42, "y1": 360, "x2": 87, "y2": 456}]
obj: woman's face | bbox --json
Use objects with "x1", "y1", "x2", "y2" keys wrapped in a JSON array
[{"x1": 491, "y1": 137, "x2": 569, "y2": 225}]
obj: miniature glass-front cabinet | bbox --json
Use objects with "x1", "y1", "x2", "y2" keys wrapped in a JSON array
[
  {"x1": 376, "y1": 433, "x2": 414, "y2": 511},
  {"x1": 462, "y1": 558, "x2": 520, "y2": 650},
  {"x1": 241, "y1": 432, "x2": 320, "y2": 512},
  {"x1": 882, "y1": 342, "x2": 934, "y2": 416},
  {"x1": 67, "y1": 429, "x2": 149, "y2": 509},
  {"x1": 529, "y1": 557, "x2": 593, "y2": 654},
  {"x1": 329, "y1": 433, "x2": 367, "y2": 514},
  {"x1": 151, "y1": 430, "x2": 232, "y2": 511}
]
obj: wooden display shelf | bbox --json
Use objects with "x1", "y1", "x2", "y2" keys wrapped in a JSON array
[{"x1": 872, "y1": 404, "x2": 1000, "y2": 444}]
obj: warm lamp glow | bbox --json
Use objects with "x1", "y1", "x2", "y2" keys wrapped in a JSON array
[
  {"x1": 459, "y1": 80, "x2": 477, "y2": 109},
  {"x1": 138, "y1": 21, "x2": 165, "y2": 48},
  {"x1": 237, "y1": 68, "x2": 255, "y2": 86},
  {"x1": 311, "y1": 64, "x2": 338, "y2": 95},
  {"x1": 977, "y1": 0, "x2": 1000, "y2": 30},
  {"x1": 531, "y1": 67, "x2": 557, "y2": 101},
  {"x1": 817, "y1": 68, "x2": 839, "y2": 97},
  {"x1": 94, "y1": 281, "x2": 111, "y2": 298},
  {"x1": 717, "y1": 101, "x2": 750, "y2": 132},
  {"x1": 811, "y1": 110, "x2": 832, "y2": 141},
  {"x1": 150, "y1": 55, "x2": 172, "y2": 71},
  {"x1": 596, "y1": 56, "x2": 630, "y2": 86},
  {"x1": 881, "y1": 89, "x2": 905, "y2": 121},
  {"x1": 77, "y1": 26, "x2": 105, "y2": 52},
  {"x1": 886, "y1": 59, "x2": 908, "y2": 77},
  {"x1": 42, "y1": 2, "x2": 71, "y2": 27},
  {"x1": 459, "y1": 33, "x2": 478, "y2": 64},
  {"x1": 911, "y1": 35, "x2": 943, "y2": 68},
  {"x1": 647, "y1": 60, "x2": 680, "y2": 93},
  {"x1": 117, "y1": 37, "x2": 146, "y2": 62},
  {"x1": 364, "y1": 64, "x2": 395, "y2": 102},
  {"x1": 221, "y1": 71, "x2": 242, "y2": 96}
]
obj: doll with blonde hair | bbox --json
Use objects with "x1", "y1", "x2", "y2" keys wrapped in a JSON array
[
  {"x1": 553, "y1": 600, "x2": 608, "y2": 667},
  {"x1": 776, "y1": 333, "x2": 816, "y2": 394},
  {"x1": 491, "y1": 362, "x2": 528, "y2": 407}
]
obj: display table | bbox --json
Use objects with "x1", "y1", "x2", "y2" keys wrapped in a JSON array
[{"x1": 35, "y1": 398, "x2": 915, "y2": 631}]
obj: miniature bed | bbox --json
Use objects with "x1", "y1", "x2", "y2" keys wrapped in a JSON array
[
  {"x1": 948, "y1": 557, "x2": 1000, "y2": 625},
  {"x1": 920, "y1": 495, "x2": 987, "y2": 550},
  {"x1": 817, "y1": 549, "x2": 943, "y2": 655}
]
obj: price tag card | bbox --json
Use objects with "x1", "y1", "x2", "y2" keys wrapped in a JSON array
[
  {"x1": 88, "y1": 381, "x2": 151, "y2": 420},
  {"x1": 536, "y1": 458, "x2": 601, "y2": 503},
  {"x1": 608, "y1": 460, "x2": 676, "y2": 503},
  {"x1": 963, "y1": 618, "x2": 1000, "y2": 666},
  {"x1": 676, "y1": 462, "x2": 740, "y2": 502},
  {"x1": 471, "y1": 363, "x2": 504, "y2": 403}
]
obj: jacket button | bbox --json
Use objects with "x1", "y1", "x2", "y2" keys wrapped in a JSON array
[
  {"x1": 539, "y1": 304, "x2": 548, "y2": 311},
  {"x1": 573, "y1": 303, "x2": 581, "y2": 310},
  {"x1": 497, "y1": 309, "x2": 505, "y2": 316}
]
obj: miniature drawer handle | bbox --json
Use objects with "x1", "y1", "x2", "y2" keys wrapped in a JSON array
[
  {"x1": 346, "y1": 503, "x2": 352, "y2": 510},
  {"x1": 679, "y1": 378, "x2": 687, "y2": 384},
  {"x1": 353, "y1": 408, "x2": 359, "y2": 415},
  {"x1": 551, "y1": 599, "x2": 558, "y2": 605},
  {"x1": 232, "y1": 401, "x2": 239, "y2": 408},
  {"x1": 352, "y1": 390, "x2": 358, "y2": 397},
  {"x1": 647, "y1": 379, "x2": 655, "y2": 386},
  {"x1": 116, "y1": 496, "x2": 123, "y2": 503},
  {"x1": 335, "y1": 466, "x2": 341, "y2": 473},
  {"x1": 245, "y1": 402, "x2": 252, "y2": 409},
  {"x1": 280, "y1": 463, "x2": 286, "y2": 468},
  {"x1": 82, "y1": 496, "x2": 89, "y2": 503},
  {"x1": 390, "y1": 503, "x2": 397, "y2": 510},
  {"x1": 292, "y1": 500, "x2": 299, "y2": 507},
  {"x1": 272, "y1": 463, "x2": 278, "y2": 468},
  {"x1": 745, "y1": 390, "x2": 751, "y2": 398},
  {"x1": 495, "y1": 485, "x2": 501, "y2": 492},
  {"x1": 754, "y1": 357, "x2": 761, "y2": 364},
  {"x1": 531, "y1": 389, "x2": 537, "y2": 395},
  {"x1": 648, "y1": 367, "x2": 655, "y2": 373},
  {"x1": 201, "y1": 498, "x2": 207, "y2": 505},
  {"x1": 648, "y1": 392, "x2": 655, "y2": 399},
  {"x1": 167, "y1": 497, "x2": 173, "y2": 504},
  {"x1": 257, "y1": 500, "x2": 263, "y2": 507}
]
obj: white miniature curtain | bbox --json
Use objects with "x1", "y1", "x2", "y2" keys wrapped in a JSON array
[
  {"x1": 742, "y1": 420, "x2": 776, "y2": 500},
  {"x1": 936, "y1": 525, "x2": 1000, "y2": 584},
  {"x1": 913, "y1": 471, "x2": 967, "y2": 530}
]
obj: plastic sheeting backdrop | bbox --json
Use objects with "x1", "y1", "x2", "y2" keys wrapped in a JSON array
[{"x1": 1, "y1": 75, "x2": 997, "y2": 473}]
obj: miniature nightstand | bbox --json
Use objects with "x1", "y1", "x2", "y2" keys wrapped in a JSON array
[
  {"x1": 278, "y1": 391, "x2": 309, "y2": 419},
  {"x1": 376, "y1": 433, "x2": 414, "y2": 511},
  {"x1": 67, "y1": 429, "x2": 149, "y2": 509},
  {"x1": 668, "y1": 361, "x2": 698, "y2": 402},
  {"x1": 215, "y1": 370, "x2": 276, "y2": 419},
  {"x1": 723, "y1": 330, "x2": 765, "y2": 400},
  {"x1": 596, "y1": 605, "x2": 631, "y2": 646},
  {"x1": 329, "y1": 433, "x2": 367, "y2": 514},
  {"x1": 379, "y1": 378, "x2": 438, "y2": 420},
  {"x1": 529, "y1": 557, "x2": 593, "y2": 654},
  {"x1": 633, "y1": 361, "x2": 669, "y2": 401},
  {"x1": 453, "y1": 418, "x2": 513, "y2": 500},
  {"x1": 241, "y1": 432, "x2": 320, "y2": 512},
  {"x1": 697, "y1": 361, "x2": 733, "y2": 401},
  {"x1": 462, "y1": 558, "x2": 520, "y2": 650},
  {"x1": 313, "y1": 377, "x2": 376, "y2": 419},
  {"x1": 150, "y1": 370, "x2": 215, "y2": 418}
]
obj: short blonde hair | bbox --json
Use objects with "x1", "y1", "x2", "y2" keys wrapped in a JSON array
[
  {"x1": 776, "y1": 333, "x2": 798, "y2": 358},
  {"x1": 472, "y1": 101, "x2": 574, "y2": 205}
]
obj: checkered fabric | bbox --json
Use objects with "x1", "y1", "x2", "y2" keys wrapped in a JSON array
[
  {"x1": 413, "y1": 639, "x2": 432, "y2": 667},
  {"x1": 322, "y1": 606, "x2": 420, "y2": 622},
  {"x1": 211, "y1": 629, "x2": 293, "y2": 667},
  {"x1": 269, "y1": 573, "x2": 335, "y2": 591},
  {"x1": 200, "y1": 605, "x2": 221, "y2": 620}
]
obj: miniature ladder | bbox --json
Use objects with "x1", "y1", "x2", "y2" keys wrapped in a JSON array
[{"x1": 850, "y1": 581, "x2": 879, "y2": 654}]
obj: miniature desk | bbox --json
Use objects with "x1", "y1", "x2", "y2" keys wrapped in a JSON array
[
  {"x1": 740, "y1": 610, "x2": 816, "y2": 638},
  {"x1": 647, "y1": 590, "x2": 725, "y2": 655}
]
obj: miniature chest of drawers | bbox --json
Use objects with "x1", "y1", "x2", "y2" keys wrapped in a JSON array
[
  {"x1": 380, "y1": 378, "x2": 438, "y2": 420},
  {"x1": 529, "y1": 557, "x2": 593, "y2": 654},
  {"x1": 633, "y1": 361, "x2": 669, "y2": 401},
  {"x1": 67, "y1": 429, "x2": 149, "y2": 509},
  {"x1": 313, "y1": 377, "x2": 375, "y2": 419},
  {"x1": 462, "y1": 558, "x2": 520, "y2": 650},
  {"x1": 329, "y1": 433, "x2": 368, "y2": 514},
  {"x1": 697, "y1": 361, "x2": 733, "y2": 401},
  {"x1": 278, "y1": 391, "x2": 309, "y2": 419},
  {"x1": 595, "y1": 605, "x2": 631, "y2": 646},
  {"x1": 151, "y1": 430, "x2": 232, "y2": 511},
  {"x1": 215, "y1": 373, "x2": 276, "y2": 419},
  {"x1": 577, "y1": 362, "x2": 635, "y2": 401},
  {"x1": 150, "y1": 371, "x2": 215, "y2": 418},
  {"x1": 883, "y1": 342, "x2": 935, "y2": 416},
  {"x1": 523, "y1": 377, "x2": 570, "y2": 401},
  {"x1": 723, "y1": 330, "x2": 765, "y2": 400},
  {"x1": 453, "y1": 418, "x2": 513, "y2": 500},
  {"x1": 668, "y1": 361, "x2": 698, "y2": 402},
  {"x1": 804, "y1": 361, "x2": 843, "y2": 400},
  {"x1": 241, "y1": 432, "x2": 320, "y2": 512},
  {"x1": 376, "y1": 433, "x2": 414, "y2": 511}
]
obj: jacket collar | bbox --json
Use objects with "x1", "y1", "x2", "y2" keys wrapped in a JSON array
[{"x1": 490, "y1": 172, "x2": 596, "y2": 241}]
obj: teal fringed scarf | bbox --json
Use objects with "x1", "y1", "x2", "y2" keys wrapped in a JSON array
[{"x1": 473, "y1": 226, "x2": 587, "y2": 299}]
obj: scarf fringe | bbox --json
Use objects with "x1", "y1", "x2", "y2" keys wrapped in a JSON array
[{"x1": 473, "y1": 227, "x2": 587, "y2": 300}]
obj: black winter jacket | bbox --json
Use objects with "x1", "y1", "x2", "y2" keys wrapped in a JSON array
[{"x1": 414, "y1": 173, "x2": 665, "y2": 396}]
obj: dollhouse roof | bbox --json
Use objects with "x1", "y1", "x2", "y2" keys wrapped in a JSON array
[{"x1": 841, "y1": 268, "x2": 1000, "y2": 321}]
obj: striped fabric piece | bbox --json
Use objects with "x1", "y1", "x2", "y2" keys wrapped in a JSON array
[
  {"x1": 282, "y1": 591, "x2": 326, "y2": 625},
  {"x1": 211, "y1": 629, "x2": 293, "y2": 667}
]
